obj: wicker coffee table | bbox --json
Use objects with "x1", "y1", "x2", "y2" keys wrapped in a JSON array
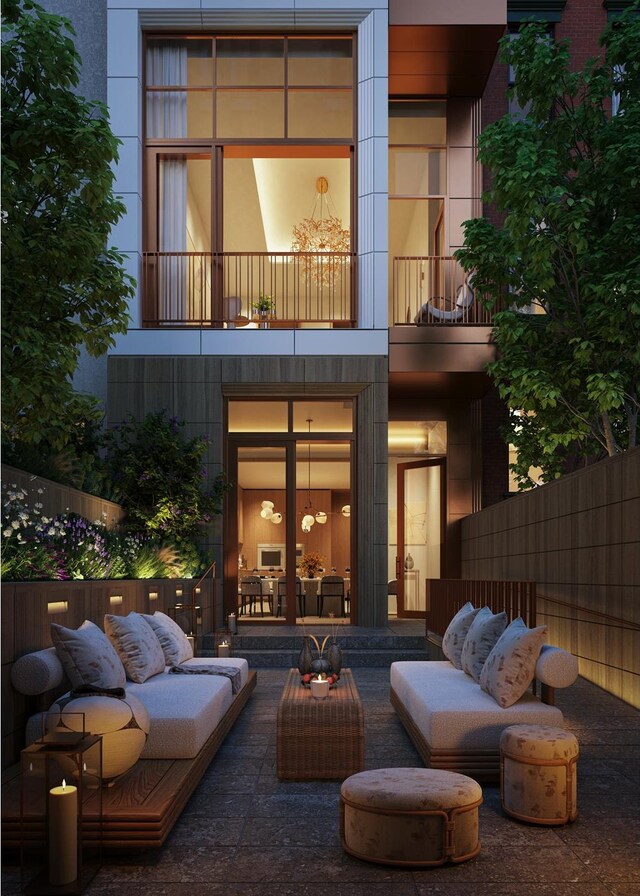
[{"x1": 277, "y1": 668, "x2": 365, "y2": 780}]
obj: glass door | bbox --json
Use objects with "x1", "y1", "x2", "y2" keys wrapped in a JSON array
[{"x1": 396, "y1": 458, "x2": 445, "y2": 617}]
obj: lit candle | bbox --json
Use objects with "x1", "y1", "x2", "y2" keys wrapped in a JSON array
[
  {"x1": 310, "y1": 676, "x2": 330, "y2": 700},
  {"x1": 228, "y1": 613, "x2": 237, "y2": 634},
  {"x1": 49, "y1": 779, "x2": 78, "y2": 886},
  {"x1": 217, "y1": 640, "x2": 230, "y2": 658}
]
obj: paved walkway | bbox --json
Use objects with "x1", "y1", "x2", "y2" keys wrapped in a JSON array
[{"x1": 3, "y1": 668, "x2": 639, "y2": 895}]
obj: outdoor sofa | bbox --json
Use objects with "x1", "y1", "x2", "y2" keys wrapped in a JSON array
[
  {"x1": 390, "y1": 604, "x2": 579, "y2": 782},
  {"x1": 3, "y1": 612, "x2": 256, "y2": 850}
]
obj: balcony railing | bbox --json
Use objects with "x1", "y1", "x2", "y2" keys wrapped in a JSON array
[
  {"x1": 142, "y1": 252, "x2": 356, "y2": 327},
  {"x1": 391, "y1": 256, "x2": 496, "y2": 326}
]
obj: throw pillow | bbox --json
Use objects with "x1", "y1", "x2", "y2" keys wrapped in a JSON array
[
  {"x1": 142, "y1": 611, "x2": 193, "y2": 667},
  {"x1": 104, "y1": 612, "x2": 166, "y2": 684},
  {"x1": 51, "y1": 620, "x2": 126, "y2": 690},
  {"x1": 480, "y1": 617, "x2": 548, "y2": 708},
  {"x1": 442, "y1": 601, "x2": 482, "y2": 669},
  {"x1": 461, "y1": 608, "x2": 508, "y2": 682}
]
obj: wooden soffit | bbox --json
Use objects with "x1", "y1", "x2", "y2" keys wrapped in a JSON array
[{"x1": 389, "y1": 24, "x2": 506, "y2": 97}]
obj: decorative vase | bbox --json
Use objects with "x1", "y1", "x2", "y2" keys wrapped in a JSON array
[
  {"x1": 328, "y1": 642, "x2": 343, "y2": 674},
  {"x1": 311, "y1": 657, "x2": 332, "y2": 675},
  {"x1": 297, "y1": 636, "x2": 313, "y2": 675},
  {"x1": 405, "y1": 553, "x2": 414, "y2": 570}
]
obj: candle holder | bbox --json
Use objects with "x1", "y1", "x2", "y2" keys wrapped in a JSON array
[
  {"x1": 213, "y1": 629, "x2": 234, "y2": 658},
  {"x1": 20, "y1": 728, "x2": 103, "y2": 894}
]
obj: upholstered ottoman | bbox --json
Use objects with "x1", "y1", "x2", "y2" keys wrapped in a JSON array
[
  {"x1": 500, "y1": 724, "x2": 579, "y2": 825},
  {"x1": 340, "y1": 767, "x2": 482, "y2": 866}
]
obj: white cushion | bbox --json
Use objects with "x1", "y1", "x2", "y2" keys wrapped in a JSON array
[
  {"x1": 461, "y1": 608, "x2": 508, "y2": 682},
  {"x1": 535, "y1": 645, "x2": 579, "y2": 689},
  {"x1": 142, "y1": 611, "x2": 193, "y2": 667},
  {"x1": 11, "y1": 647, "x2": 66, "y2": 695},
  {"x1": 480, "y1": 618, "x2": 548, "y2": 708},
  {"x1": 128, "y1": 658, "x2": 249, "y2": 759},
  {"x1": 51, "y1": 620, "x2": 126, "y2": 690},
  {"x1": 104, "y1": 612, "x2": 166, "y2": 684},
  {"x1": 442, "y1": 602, "x2": 482, "y2": 669},
  {"x1": 390, "y1": 661, "x2": 563, "y2": 751}
]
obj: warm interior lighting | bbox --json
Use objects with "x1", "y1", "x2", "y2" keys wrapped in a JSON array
[
  {"x1": 258, "y1": 499, "x2": 283, "y2": 524},
  {"x1": 148, "y1": 591, "x2": 158, "y2": 601},
  {"x1": 109, "y1": 595, "x2": 123, "y2": 606},
  {"x1": 47, "y1": 601, "x2": 68, "y2": 616},
  {"x1": 341, "y1": 505, "x2": 350, "y2": 517},
  {"x1": 291, "y1": 176, "x2": 350, "y2": 283},
  {"x1": 300, "y1": 418, "x2": 327, "y2": 533}
]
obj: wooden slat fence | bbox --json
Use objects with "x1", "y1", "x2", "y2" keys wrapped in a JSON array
[{"x1": 425, "y1": 578, "x2": 537, "y2": 639}]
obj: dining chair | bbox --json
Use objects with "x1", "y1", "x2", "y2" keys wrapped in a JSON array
[
  {"x1": 239, "y1": 575, "x2": 262, "y2": 616},
  {"x1": 318, "y1": 575, "x2": 346, "y2": 617},
  {"x1": 276, "y1": 576, "x2": 304, "y2": 618}
]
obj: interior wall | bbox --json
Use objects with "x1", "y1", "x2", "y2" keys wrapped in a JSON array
[{"x1": 389, "y1": 397, "x2": 477, "y2": 578}]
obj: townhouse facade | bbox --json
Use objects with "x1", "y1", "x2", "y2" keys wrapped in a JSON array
[{"x1": 41, "y1": 0, "x2": 621, "y2": 628}]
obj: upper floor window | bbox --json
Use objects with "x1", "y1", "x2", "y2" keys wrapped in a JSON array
[
  {"x1": 142, "y1": 34, "x2": 356, "y2": 329},
  {"x1": 145, "y1": 36, "x2": 354, "y2": 141}
]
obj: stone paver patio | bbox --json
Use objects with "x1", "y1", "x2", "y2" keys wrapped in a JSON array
[{"x1": 3, "y1": 667, "x2": 639, "y2": 896}]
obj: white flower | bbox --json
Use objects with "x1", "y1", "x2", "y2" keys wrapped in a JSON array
[
  {"x1": 3, "y1": 528, "x2": 13, "y2": 537},
  {"x1": 11, "y1": 520, "x2": 20, "y2": 529},
  {"x1": 47, "y1": 528, "x2": 56, "y2": 536},
  {"x1": 19, "y1": 512, "x2": 29, "y2": 521},
  {"x1": 37, "y1": 488, "x2": 44, "y2": 494}
]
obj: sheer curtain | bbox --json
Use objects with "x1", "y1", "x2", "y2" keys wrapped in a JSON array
[{"x1": 147, "y1": 42, "x2": 188, "y2": 322}]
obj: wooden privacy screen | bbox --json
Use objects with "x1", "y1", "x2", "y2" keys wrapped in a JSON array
[{"x1": 425, "y1": 578, "x2": 537, "y2": 638}]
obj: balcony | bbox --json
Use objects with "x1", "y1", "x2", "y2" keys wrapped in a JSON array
[
  {"x1": 391, "y1": 256, "x2": 496, "y2": 326},
  {"x1": 142, "y1": 251, "x2": 356, "y2": 328}
]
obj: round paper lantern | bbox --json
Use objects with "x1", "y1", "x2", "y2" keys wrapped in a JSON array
[{"x1": 48, "y1": 693, "x2": 150, "y2": 783}]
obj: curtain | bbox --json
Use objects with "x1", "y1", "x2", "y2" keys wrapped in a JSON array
[{"x1": 147, "y1": 42, "x2": 188, "y2": 321}]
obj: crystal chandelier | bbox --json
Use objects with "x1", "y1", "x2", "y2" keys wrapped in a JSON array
[{"x1": 291, "y1": 176, "x2": 350, "y2": 285}]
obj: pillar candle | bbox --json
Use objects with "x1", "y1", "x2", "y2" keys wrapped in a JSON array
[
  {"x1": 228, "y1": 613, "x2": 237, "y2": 634},
  {"x1": 217, "y1": 642, "x2": 230, "y2": 658},
  {"x1": 310, "y1": 677, "x2": 330, "y2": 700},
  {"x1": 49, "y1": 780, "x2": 78, "y2": 886}
]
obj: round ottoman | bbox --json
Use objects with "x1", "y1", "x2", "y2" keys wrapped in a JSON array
[
  {"x1": 48, "y1": 693, "x2": 150, "y2": 784},
  {"x1": 340, "y1": 768, "x2": 482, "y2": 867},
  {"x1": 500, "y1": 724, "x2": 579, "y2": 825}
]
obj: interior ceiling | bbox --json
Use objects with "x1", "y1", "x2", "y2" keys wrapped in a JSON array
[
  {"x1": 238, "y1": 460, "x2": 351, "y2": 489},
  {"x1": 230, "y1": 400, "x2": 353, "y2": 432},
  {"x1": 389, "y1": 25, "x2": 504, "y2": 96}
]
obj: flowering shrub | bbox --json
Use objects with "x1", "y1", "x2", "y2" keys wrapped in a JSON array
[
  {"x1": 1, "y1": 483, "x2": 206, "y2": 581},
  {"x1": 1, "y1": 484, "x2": 61, "y2": 580}
]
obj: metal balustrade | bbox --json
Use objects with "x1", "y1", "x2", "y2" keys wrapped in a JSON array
[
  {"x1": 142, "y1": 251, "x2": 356, "y2": 327},
  {"x1": 391, "y1": 256, "x2": 496, "y2": 326}
]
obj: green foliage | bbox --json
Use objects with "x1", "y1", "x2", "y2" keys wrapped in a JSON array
[
  {"x1": 456, "y1": 8, "x2": 640, "y2": 487},
  {"x1": 1, "y1": 483, "x2": 62, "y2": 580},
  {"x1": 1, "y1": 0, "x2": 134, "y2": 452},
  {"x1": 100, "y1": 412, "x2": 226, "y2": 541}
]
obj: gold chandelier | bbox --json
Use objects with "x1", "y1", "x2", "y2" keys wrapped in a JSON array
[{"x1": 291, "y1": 176, "x2": 350, "y2": 285}]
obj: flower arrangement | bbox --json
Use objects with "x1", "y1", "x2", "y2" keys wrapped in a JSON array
[{"x1": 299, "y1": 550, "x2": 325, "y2": 578}]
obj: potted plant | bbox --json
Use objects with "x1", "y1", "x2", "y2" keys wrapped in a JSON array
[{"x1": 251, "y1": 294, "x2": 275, "y2": 327}]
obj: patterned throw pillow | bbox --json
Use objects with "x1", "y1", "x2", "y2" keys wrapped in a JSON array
[
  {"x1": 461, "y1": 608, "x2": 508, "y2": 682},
  {"x1": 441, "y1": 602, "x2": 482, "y2": 669},
  {"x1": 143, "y1": 611, "x2": 193, "y2": 667},
  {"x1": 480, "y1": 617, "x2": 548, "y2": 708},
  {"x1": 104, "y1": 612, "x2": 166, "y2": 684},
  {"x1": 51, "y1": 620, "x2": 126, "y2": 690}
]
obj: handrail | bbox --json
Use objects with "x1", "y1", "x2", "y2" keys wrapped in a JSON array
[{"x1": 191, "y1": 560, "x2": 216, "y2": 596}]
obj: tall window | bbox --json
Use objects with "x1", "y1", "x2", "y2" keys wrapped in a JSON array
[{"x1": 143, "y1": 35, "x2": 356, "y2": 327}]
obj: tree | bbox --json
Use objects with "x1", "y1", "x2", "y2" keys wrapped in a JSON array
[
  {"x1": 100, "y1": 412, "x2": 227, "y2": 543},
  {"x1": 1, "y1": 0, "x2": 134, "y2": 452},
  {"x1": 456, "y1": 9, "x2": 640, "y2": 487}
]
